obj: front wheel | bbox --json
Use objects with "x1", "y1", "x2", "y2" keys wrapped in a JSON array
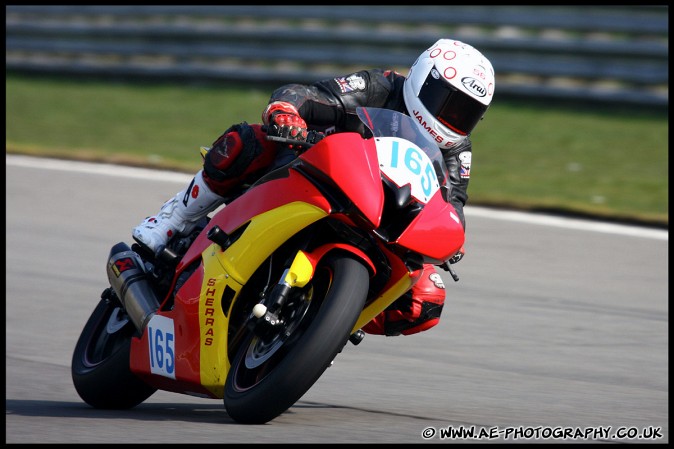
[
  {"x1": 71, "y1": 289, "x2": 157, "y2": 409},
  {"x1": 224, "y1": 254, "x2": 369, "y2": 424}
]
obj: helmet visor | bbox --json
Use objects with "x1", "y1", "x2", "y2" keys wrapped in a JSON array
[{"x1": 418, "y1": 70, "x2": 488, "y2": 135}]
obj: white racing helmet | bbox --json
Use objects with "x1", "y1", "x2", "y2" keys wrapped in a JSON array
[{"x1": 403, "y1": 39, "x2": 495, "y2": 149}]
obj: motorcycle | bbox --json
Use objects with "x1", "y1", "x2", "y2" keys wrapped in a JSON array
[{"x1": 71, "y1": 107, "x2": 465, "y2": 424}]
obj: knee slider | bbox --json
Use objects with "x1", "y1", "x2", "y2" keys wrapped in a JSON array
[
  {"x1": 203, "y1": 122, "x2": 264, "y2": 182},
  {"x1": 381, "y1": 297, "x2": 444, "y2": 336},
  {"x1": 368, "y1": 266, "x2": 447, "y2": 336}
]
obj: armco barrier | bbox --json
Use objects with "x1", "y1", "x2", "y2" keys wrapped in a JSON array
[{"x1": 5, "y1": 5, "x2": 668, "y2": 108}]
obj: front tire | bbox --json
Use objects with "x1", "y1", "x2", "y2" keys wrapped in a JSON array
[
  {"x1": 71, "y1": 289, "x2": 156, "y2": 409},
  {"x1": 224, "y1": 254, "x2": 369, "y2": 424}
]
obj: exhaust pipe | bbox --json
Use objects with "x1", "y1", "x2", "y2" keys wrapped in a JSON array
[{"x1": 106, "y1": 242, "x2": 160, "y2": 332}]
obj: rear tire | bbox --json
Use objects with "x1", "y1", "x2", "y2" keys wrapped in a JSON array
[
  {"x1": 72, "y1": 290, "x2": 156, "y2": 409},
  {"x1": 224, "y1": 254, "x2": 369, "y2": 424}
]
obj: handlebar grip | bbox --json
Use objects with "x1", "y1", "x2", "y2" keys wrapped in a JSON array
[{"x1": 266, "y1": 129, "x2": 324, "y2": 149}]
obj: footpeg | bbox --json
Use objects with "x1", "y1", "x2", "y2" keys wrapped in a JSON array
[{"x1": 349, "y1": 329, "x2": 365, "y2": 345}]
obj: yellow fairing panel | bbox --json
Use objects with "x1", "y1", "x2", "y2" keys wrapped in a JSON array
[
  {"x1": 199, "y1": 247, "x2": 241, "y2": 397},
  {"x1": 215, "y1": 202, "x2": 328, "y2": 285}
]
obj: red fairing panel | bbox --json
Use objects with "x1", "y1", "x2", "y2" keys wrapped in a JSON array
[
  {"x1": 300, "y1": 133, "x2": 385, "y2": 228},
  {"x1": 394, "y1": 192, "x2": 465, "y2": 263},
  {"x1": 130, "y1": 268, "x2": 214, "y2": 396},
  {"x1": 176, "y1": 170, "x2": 332, "y2": 274}
]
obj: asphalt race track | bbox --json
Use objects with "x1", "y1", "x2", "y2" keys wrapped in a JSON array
[{"x1": 5, "y1": 155, "x2": 668, "y2": 444}]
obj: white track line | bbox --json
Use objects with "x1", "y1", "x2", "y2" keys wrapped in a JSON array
[{"x1": 6, "y1": 154, "x2": 668, "y2": 240}]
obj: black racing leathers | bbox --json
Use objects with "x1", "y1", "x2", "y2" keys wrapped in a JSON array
[{"x1": 266, "y1": 68, "x2": 471, "y2": 229}]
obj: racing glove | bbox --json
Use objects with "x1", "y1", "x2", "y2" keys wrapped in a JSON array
[{"x1": 262, "y1": 101, "x2": 308, "y2": 141}]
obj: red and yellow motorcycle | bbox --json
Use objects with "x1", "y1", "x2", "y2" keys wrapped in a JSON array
[{"x1": 71, "y1": 107, "x2": 465, "y2": 424}]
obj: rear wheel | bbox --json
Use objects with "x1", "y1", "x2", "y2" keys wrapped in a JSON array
[
  {"x1": 224, "y1": 254, "x2": 369, "y2": 424},
  {"x1": 71, "y1": 289, "x2": 156, "y2": 409}
]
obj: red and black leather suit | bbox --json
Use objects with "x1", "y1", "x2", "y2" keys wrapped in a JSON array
[{"x1": 201, "y1": 69, "x2": 472, "y2": 336}]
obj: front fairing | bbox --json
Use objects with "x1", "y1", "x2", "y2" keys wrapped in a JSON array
[
  {"x1": 357, "y1": 107, "x2": 462, "y2": 262},
  {"x1": 395, "y1": 191, "x2": 465, "y2": 263},
  {"x1": 298, "y1": 132, "x2": 385, "y2": 227}
]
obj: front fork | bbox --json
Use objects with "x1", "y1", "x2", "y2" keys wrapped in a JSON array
[
  {"x1": 247, "y1": 245, "x2": 375, "y2": 340},
  {"x1": 247, "y1": 250, "x2": 316, "y2": 337}
]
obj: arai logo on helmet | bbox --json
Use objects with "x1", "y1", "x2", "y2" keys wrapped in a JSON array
[{"x1": 461, "y1": 77, "x2": 486, "y2": 97}]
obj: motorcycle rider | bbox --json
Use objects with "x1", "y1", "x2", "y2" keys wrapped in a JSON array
[{"x1": 133, "y1": 38, "x2": 495, "y2": 337}]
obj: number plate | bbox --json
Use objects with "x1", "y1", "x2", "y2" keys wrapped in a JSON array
[
  {"x1": 147, "y1": 315, "x2": 176, "y2": 379},
  {"x1": 376, "y1": 137, "x2": 440, "y2": 203}
]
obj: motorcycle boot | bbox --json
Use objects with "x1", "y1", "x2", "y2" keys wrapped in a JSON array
[{"x1": 132, "y1": 170, "x2": 224, "y2": 253}]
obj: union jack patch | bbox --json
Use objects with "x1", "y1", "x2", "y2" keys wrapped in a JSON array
[
  {"x1": 459, "y1": 151, "x2": 471, "y2": 179},
  {"x1": 334, "y1": 74, "x2": 366, "y2": 94}
]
